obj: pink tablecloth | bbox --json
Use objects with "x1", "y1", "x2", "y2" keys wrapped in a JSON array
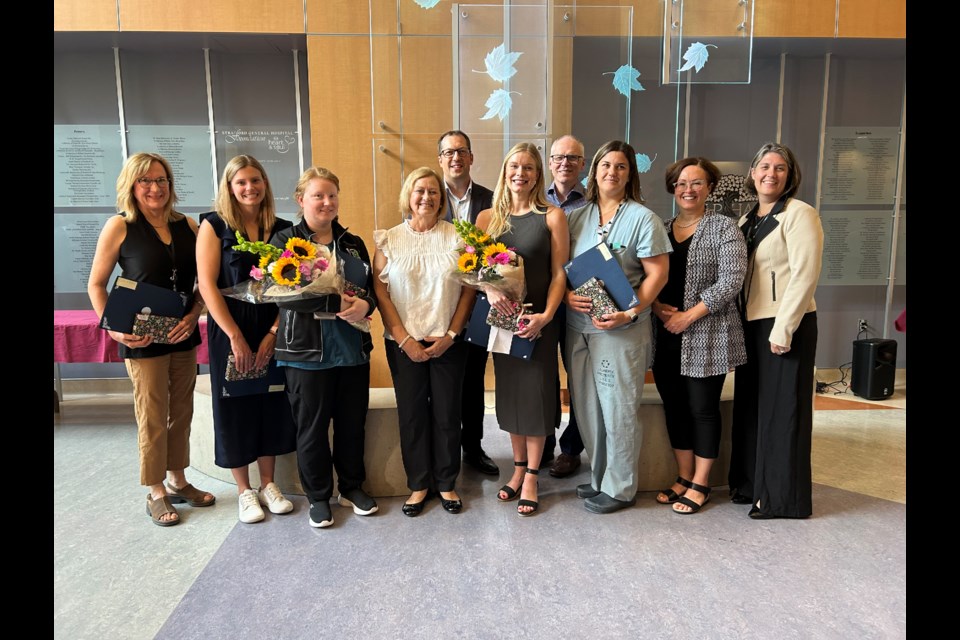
[{"x1": 53, "y1": 310, "x2": 209, "y2": 365}]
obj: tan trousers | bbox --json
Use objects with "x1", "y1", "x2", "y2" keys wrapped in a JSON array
[{"x1": 125, "y1": 349, "x2": 197, "y2": 486}]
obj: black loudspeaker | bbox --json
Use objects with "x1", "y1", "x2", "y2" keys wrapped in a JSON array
[{"x1": 850, "y1": 338, "x2": 897, "y2": 400}]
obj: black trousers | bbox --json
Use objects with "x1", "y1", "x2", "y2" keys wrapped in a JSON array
[
  {"x1": 385, "y1": 339, "x2": 467, "y2": 492},
  {"x1": 460, "y1": 342, "x2": 489, "y2": 454},
  {"x1": 730, "y1": 312, "x2": 817, "y2": 517},
  {"x1": 283, "y1": 363, "x2": 370, "y2": 505},
  {"x1": 652, "y1": 346, "x2": 726, "y2": 459},
  {"x1": 553, "y1": 309, "x2": 583, "y2": 456}
]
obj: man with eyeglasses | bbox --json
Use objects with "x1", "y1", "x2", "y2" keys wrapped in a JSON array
[
  {"x1": 437, "y1": 130, "x2": 499, "y2": 476},
  {"x1": 544, "y1": 135, "x2": 588, "y2": 477}
]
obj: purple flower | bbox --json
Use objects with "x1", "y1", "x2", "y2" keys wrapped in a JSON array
[{"x1": 299, "y1": 262, "x2": 312, "y2": 277}]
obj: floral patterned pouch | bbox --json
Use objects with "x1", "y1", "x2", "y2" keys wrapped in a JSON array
[
  {"x1": 486, "y1": 300, "x2": 533, "y2": 331},
  {"x1": 574, "y1": 277, "x2": 618, "y2": 320},
  {"x1": 132, "y1": 314, "x2": 180, "y2": 344},
  {"x1": 225, "y1": 354, "x2": 270, "y2": 382}
]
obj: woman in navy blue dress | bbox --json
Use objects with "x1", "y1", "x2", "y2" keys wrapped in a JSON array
[{"x1": 197, "y1": 155, "x2": 297, "y2": 524}]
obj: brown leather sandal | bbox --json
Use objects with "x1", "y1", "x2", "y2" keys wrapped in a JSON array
[
  {"x1": 146, "y1": 494, "x2": 180, "y2": 527},
  {"x1": 165, "y1": 482, "x2": 216, "y2": 507}
]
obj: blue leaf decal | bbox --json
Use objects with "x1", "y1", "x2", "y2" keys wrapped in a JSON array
[
  {"x1": 678, "y1": 42, "x2": 717, "y2": 73},
  {"x1": 472, "y1": 43, "x2": 523, "y2": 83},
  {"x1": 635, "y1": 152, "x2": 657, "y2": 174},
  {"x1": 581, "y1": 176, "x2": 589, "y2": 188},
  {"x1": 603, "y1": 65, "x2": 644, "y2": 97},
  {"x1": 413, "y1": 0, "x2": 441, "y2": 8},
  {"x1": 480, "y1": 89, "x2": 519, "y2": 121}
]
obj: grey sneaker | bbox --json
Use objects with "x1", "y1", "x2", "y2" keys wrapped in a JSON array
[{"x1": 258, "y1": 482, "x2": 293, "y2": 514}]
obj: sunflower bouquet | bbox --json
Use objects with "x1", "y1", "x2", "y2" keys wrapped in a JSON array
[
  {"x1": 452, "y1": 219, "x2": 527, "y2": 332},
  {"x1": 220, "y1": 231, "x2": 372, "y2": 332},
  {"x1": 223, "y1": 231, "x2": 339, "y2": 303}
]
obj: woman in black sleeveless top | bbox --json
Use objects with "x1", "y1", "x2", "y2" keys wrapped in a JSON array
[
  {"x1": 88, "y1": 152, "x2": 213, "y2": 527},
  {"x1": 197, "y1": 155, "x2": 297, "y2": 524}
]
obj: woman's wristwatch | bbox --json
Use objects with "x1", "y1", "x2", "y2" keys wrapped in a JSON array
[
  {"x1": 269, "y1": 326, "x2": 278, "y2": 336},
  {"x1": 446, "y1": 330, "x2": 458, "y2": 340},
  {"x1": 625, "y1": 309, "x2": 639, "y2": 323}
]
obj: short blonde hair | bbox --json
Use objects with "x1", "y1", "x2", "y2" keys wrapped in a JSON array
[
  {"x1": 294, "y1": 167, "x2": 340, "y2": 219},
  {"x1": 216, "y1": 155, "x2": 277, "y2": 233},
  {"x1": 398, "y1": 167, "x2": 446, "y2": 220},
  {"x1": 488, "y1": 142, "x2": 550, "y2": 239},
  {"x1": 115, "y1": 152, "x2": 181, "y2": 222}
]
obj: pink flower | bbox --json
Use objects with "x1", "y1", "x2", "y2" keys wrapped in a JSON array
[
  {"x1": 311, "y1": 267, "x2": 324, "y2": 280},
  {"x1": 281, "y1": 249, "x2": 294, "y2": 258},
  {"x1": 491, "y1": 252, "x2": 511, "y2": 265},
  {"x1": 250, "y1": 266, "x2": 264, "y2": 281},
  {"x1": 316, "y1": 258, "x2": 329, "y2": 271},
  {"x1": 299, "y1": 262, "x2": 312, "y2": 277},
  {"x1": 465, "y1": 245, "x2": 476, "y2": 254}
]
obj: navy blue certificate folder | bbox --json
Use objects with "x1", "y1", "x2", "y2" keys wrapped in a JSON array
[
  {"x1": 464, "y1": 293, "x2": 536, "y2": 360},
  {"x1": 98, "y1": 276, "x2": 188, "y2": 334},
  {"x1": 222, "y1": 360, "x2": 287, "y2": 398},
  {"x1": 564, "y1": 243, "x2": 639, "y2": 311}
]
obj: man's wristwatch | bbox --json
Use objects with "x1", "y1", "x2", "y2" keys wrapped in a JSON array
[{"x1": 625, "y1": 309, "x2": 639, "y2": 323}]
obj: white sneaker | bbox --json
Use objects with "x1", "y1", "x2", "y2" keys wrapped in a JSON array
[
  {"x1": 258, "y1": 482, "x2": 294, "y2": 514},
  {"x1": 238, "y1": 489, "x2": 265, "y2": 523}
]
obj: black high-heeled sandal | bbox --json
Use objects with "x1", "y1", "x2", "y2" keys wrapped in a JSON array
[
  {"x1": 656, "y1": 476, "x2": 693, "y2": 504},
  {"x1": 498, "y1": 461, "x2": 527, "y2": 502},
  {"x1": 517, "y1": 468, "x2": 539, "y2": 517}
]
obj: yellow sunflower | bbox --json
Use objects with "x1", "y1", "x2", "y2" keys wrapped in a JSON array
[
  {"x1": 457, "y1": 253, "x2": 478, "y2": 273},
  {"x1": 477, "y1": 233, "x2": 491, "y2": 244},
  {"x1": 285, "y1": 237, "x2": 317, "y2": 260},
  {"x1": 482, "y1": 243, "x2": 508, "y2": 266},
  {"x1": 271, "y1": 257, "x2": 302, "y2": 286},
  {"x1": 258, "y1": 255, "x2": 271, "y2": 269}
]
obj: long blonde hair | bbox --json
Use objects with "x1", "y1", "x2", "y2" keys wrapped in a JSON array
[
  {"x1": 487, "y1": 142, "x2": 550, "y2": 239},
  {"x1": 215, "y1": 155, "x2": 277, "y2": 232},
  {"x1": 115, "y1": 152, "x2": 182, "y2": 222}
]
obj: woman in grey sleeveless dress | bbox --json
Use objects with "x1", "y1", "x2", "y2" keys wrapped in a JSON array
[{"x1": 476, "y1": 142, "x2": 570, "y2": 517}]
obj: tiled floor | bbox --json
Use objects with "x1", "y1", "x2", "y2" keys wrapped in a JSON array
[{"x1": 53, "y1": 370, "x2": 905, "y2": 639}]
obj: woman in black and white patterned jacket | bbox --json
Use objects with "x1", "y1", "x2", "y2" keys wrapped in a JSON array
[{"x1": 651, "y1": 157, "x2": 747, "y2": 515}]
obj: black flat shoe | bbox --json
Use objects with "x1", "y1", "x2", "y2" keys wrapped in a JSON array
[
  {"x1": 730, "y1": 489, "x2": 753, "y2": 505},
  {"x1": 440, "y1": 498, "x2": 463, "y2": 514},
  {"x1": 402, "y1": 493, "x2": 430, "y2": 517}
]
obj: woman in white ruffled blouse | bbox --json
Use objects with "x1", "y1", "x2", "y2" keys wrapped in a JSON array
[{"x1": 373, "y1": 167, "x2": 476, "y2": 517}]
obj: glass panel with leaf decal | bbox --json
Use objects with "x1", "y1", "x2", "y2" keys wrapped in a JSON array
[{"x1": 664, "y1": 0, "x2": 755, "y2": 85}]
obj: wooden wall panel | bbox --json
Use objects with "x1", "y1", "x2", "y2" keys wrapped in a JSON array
[
  {"x1": 574, "y1": 0, "x2": 662, "y2": 37},
  {"x1": 838, "y1": 0, "x2": 906, "y2": 38},
  {"x1": 307, "y1": 35, "x2": 392, "y2": 386},
  {"x1": 120, "y1": 0, "x2": 304, "y2": 33},
  {"x1": 753, "y1": 0, "x2": 837, "y2": 38},
  {"x1": 399, "y1": 37, "x2": 453, "y2": 134},
  {"x1": 54, "y1": 0, "x2": 118, "y2": 31},
  {"x1": 550, "y1": 36, "x2": 574, "y2": 141},
  {"x1": 306, "y1": 0, "x2": 375, "y2": 35}
]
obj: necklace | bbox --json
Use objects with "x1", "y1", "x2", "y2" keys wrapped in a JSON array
[
  {"x1": 144, "y1": 217, "x2": 177, "y2": 289},
  {"x1": 674, "y1": 215, "x2": 703, "y2": 229}
]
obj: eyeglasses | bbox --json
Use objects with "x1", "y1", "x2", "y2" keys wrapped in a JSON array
[
  {"x1": 673, "y1": 180, "x2": 706, "y2": 192},
  {"x1": 550, "y1": 154, "x2": 583, "y2": 164},
  {"x1": 137, "y1": 177, "x2": 170, "y2": 188},
  {"x1": 440, "y1": 148, "x2": 471, "y2": 158}
]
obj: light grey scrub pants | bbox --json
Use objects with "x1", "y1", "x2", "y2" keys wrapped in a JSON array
[{"x1": 566, "y1": 318, "x2": 652, "y2": 502}]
